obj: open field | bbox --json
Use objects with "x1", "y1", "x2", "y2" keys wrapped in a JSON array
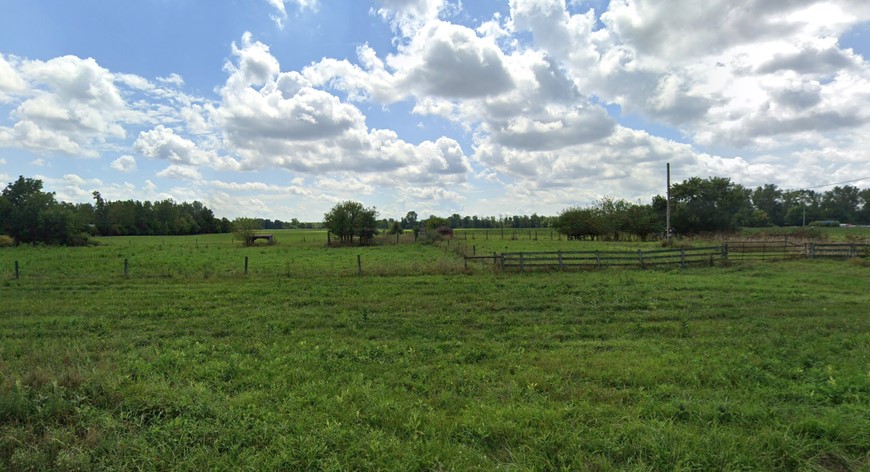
[{"x1": 1, "y1": 234, "x2": 869, "y2": 470}]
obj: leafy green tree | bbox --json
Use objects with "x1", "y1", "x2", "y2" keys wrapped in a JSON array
[
  {"x1": 820, "y1": 185, "x2": 860, "y2": 224},
  {"x1": 554, "y1": 207, "x2": 601, "y2": 240},
  {"x1": 401, "y1": 211, "x2": 418, "y2": 230},
  {"x1": 621, "y1": 203, "x2": 661, "y2": 241},
  {"x1": 751, "y1": 184, "x2": 785, "y2": 226},
  {"x1": 670, "y1": 177, "x2": 751, "y2": 233},
  {"x1": 859, "y1": 188, "x2": 870, "y2": 224},
  {"x1": 387, "y1": 221, "x2": 403, "y2": 235},
  {"x1": 232, "y1": 217, "x2": 261, "y2": 246},
  {"x1": 1, "y1": 176, "x2": 86, "y2": 245},
  {"x1": 782, "y1": 189, "x2": 820, "y2": 226},
  {"x1": 594, "y1": 197, "x2": 630, "y2": 240},
  {"x1": 324, "y1": 201, "x2": 379, "y2": 245}
]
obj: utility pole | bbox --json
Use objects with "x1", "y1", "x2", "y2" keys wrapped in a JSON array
[{"x1": 666, "y1": 162, "x2": 671, "y2": 242}]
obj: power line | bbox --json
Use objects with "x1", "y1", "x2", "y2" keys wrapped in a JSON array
[{"x1": 805, "y1": 176, "x2": 870, "y2": 189}]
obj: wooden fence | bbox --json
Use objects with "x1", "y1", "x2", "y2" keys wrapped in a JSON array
[
  {"x1": 808, "y1": 243, "x2": 869, "y2": 259},
  {"x1": 723, "y1": 240, "x2": 805, "y2": 260},
  {"x1": 467, "y1": 241, "x2": 869, "y2": 272}
]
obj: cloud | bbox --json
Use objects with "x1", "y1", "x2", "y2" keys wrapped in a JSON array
[
  {"x1": 216, "y1": 33, "x2": 473, "y2": 186},
  {"x1": 0, "y1": 55, "x2": 155, "y2": 157},
  {"x1": 110, "y1": 155, "x2": 137, "y2": 172},
  {"x1": 507, "y1": 0, "x2": 870, "y2": 152},
  {"x1": 134, "y1": 125, "x2": 239, "y2": 170},
  {"x1": 0, "y1": 53, "x2": 27, "y2": 102},
  {"x1": 376, "y1": 0, "x2": 447, "y2": 36},
  {"x1": 265, "y1": 0, "x2": 318, "y2": 29},
  {"x1": 156, "y1": 73, "x2": 185, "y2": 87},
  {"x1": 396, "y1": 21, "x2": 514, "y2": 99},
  {"x1": 156, "y1": 164, "x2": 202, "y2": 181}
]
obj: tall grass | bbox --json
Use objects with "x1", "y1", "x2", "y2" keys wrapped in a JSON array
[{"x1": 0, "y1": 250, "x2": 868, "y2": 469}]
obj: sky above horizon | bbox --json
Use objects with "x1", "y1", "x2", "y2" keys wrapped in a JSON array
[{"x1": 1, "y1": 0, "x2": 870, "y2": 221}]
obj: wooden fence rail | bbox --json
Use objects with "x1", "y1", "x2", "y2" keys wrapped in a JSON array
[
  {"x1": 467, "y1": 241, "x2": 869, "y2": 273},
  {"x1": 808, "y1": 243, "x2": 869, "y2": 259},
  {"x1": 723, "y1": 240, "x2": 805, "y2": 260},
  {"x1": 496, "y1": 246, "x2": 723, "y2": 272}
]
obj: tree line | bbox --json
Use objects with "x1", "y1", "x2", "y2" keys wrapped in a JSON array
[
  {"x1": 1, "y1": 176, "x2": 230, "y2": 246},
  {"x1": 555, "y1": 177, "x2": 870, "y2": 240},
  {"x1": 4, "y1": 174, "x2": 869, "y2": 246}
]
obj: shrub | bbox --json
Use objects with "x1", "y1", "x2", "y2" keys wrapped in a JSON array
[{"x1": 0, "y1": 235, "x2": 14, "y2": 247}]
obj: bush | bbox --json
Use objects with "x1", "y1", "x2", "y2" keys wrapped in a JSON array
[{"x1": 0, "y1": 235, "x2": 13, "y2": 247}]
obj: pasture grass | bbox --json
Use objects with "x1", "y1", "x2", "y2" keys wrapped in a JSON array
[{"x1": 0, "y1": 240, "x2": 868, "y2": 470}]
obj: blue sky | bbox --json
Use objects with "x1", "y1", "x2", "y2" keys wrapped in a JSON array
[{"x1": 1, "y1": 0, "x2": 869, "y2": 220}]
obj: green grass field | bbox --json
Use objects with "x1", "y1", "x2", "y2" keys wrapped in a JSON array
[{"x1": 1, "y1": 233, "x2": 868, "y2": 470}]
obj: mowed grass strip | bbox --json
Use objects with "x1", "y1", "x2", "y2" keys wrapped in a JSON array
[{"x1": 1, "y1": 258, "x2": 868, "y2": 470}]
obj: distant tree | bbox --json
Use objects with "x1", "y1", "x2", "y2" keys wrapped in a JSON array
[
  {"x1": 782, "y1": 189, "x2": 820, "y2": 226},
  {"x1": 751, "y1": 184, "x2": 785, "y2": 226},
  {"x1": 424, "y1": 216, "x2": 450, "y2": 231},
  {"x1": 324, "y1": 201, "x2": 379, "y2": 245},
  {"x1": 216, "y1": 217, "x2": 230, "y2": 233},
  {"x1": 594, "y1": 197, "x2": 630, "y2": 240},
  {"x1": 401, "y1": 211, "x2": 418, "y2": 230},
  {"x1": 232, "y1": 217, "x2": 261, "y2": 246},
  {"x1": 859, "y1": 188, "x2": 870, "y2": 224},
  {"x1": 622, "y1": 203, "x2": 661, "y2": 241},
  {"x1": 387, "y1": 220, "x2": 403, "y2": 235},
  {"x1": 0, "y1": 176, "x2": 86, "y2": 245},
  {"x1": 554, "y1": 207, "x2": 601, "y2": 240},
  {"x1": 820, "y1": 185, "x2": 860, "y2": 224},
  {"x1": 670, "y1": 177, "x2": 751, "y2": 233}
]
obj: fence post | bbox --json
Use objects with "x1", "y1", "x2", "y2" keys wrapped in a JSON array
[
  {"x1": 357, "y1": 255, "x2": 362, "y2": 275},
  {"x1": 558, "y1": 250, "x2": 563, "y2": 270},
  {"x1": 595, "y1": 250, "x2": 601, "y2": 269},
  {"x1": 519, "y1": 253, "x2": 525, "y2": 272},
  {"x1": 808, "y1": 243, "x2": 815, "y2": 259},
  {"x1": 14, "y1": 261, "x2": 19, "y2": 280},
  {"x1": 638, "y1": 249, "x2": 644, "y2": 269},
  {"x1": 722, "y1": 243, "x2": 729, "y2": 260},
  {"x1": 850, "y1": 244, "x2": 857, "y2": 257},
  {"x1": 680, "y1": 247, "x2": 686, "y2": 269},
  {"x1": 124, "y1": 258, "x2": 129, "y2": 278},
  {"x1": 464, "y1": 257, "x2": 468, "y2": 270},
  {"x1": 244, "y1": 256, "x2": 249, "y2": 275},
  {"x1": 472, "y1": 245, "x2": 476, "y2": 256}
]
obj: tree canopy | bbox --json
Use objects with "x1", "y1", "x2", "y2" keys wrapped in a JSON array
[
  {"x1": 0, "y1": 176, "x2": 88, "y2": 245},
  {"x1": 324, "y1": 201, "x2": 379, "y2": 245}
]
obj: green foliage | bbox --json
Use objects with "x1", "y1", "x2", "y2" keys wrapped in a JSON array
[
  {"x1": 0, "y1": 176, "x2": 88, "y2": 246},
  {"x1": 91, "y1": 191, "x2": 223, "y2": 236},
  {"x1": 670, "y1": 176, "x2": 751, "y2": 233},
  {"x1": 387, "y1": 221, "x2": 403, "y2": 235},
  {"x1": 324, "y1": 201, "x2": 379, "y2": 245},
  {"x1": 231, "y1": 217, "x2": 261, "y2": 246},
  {"x1": 809, "y1": 220, "x2": 841, "y2": 227},
  {"x1": 0, "y1": 235, "x2": 13, "y2": 247},
  {"x1": 554, "y1": 206, "x2": 601, "y2": 240}
]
